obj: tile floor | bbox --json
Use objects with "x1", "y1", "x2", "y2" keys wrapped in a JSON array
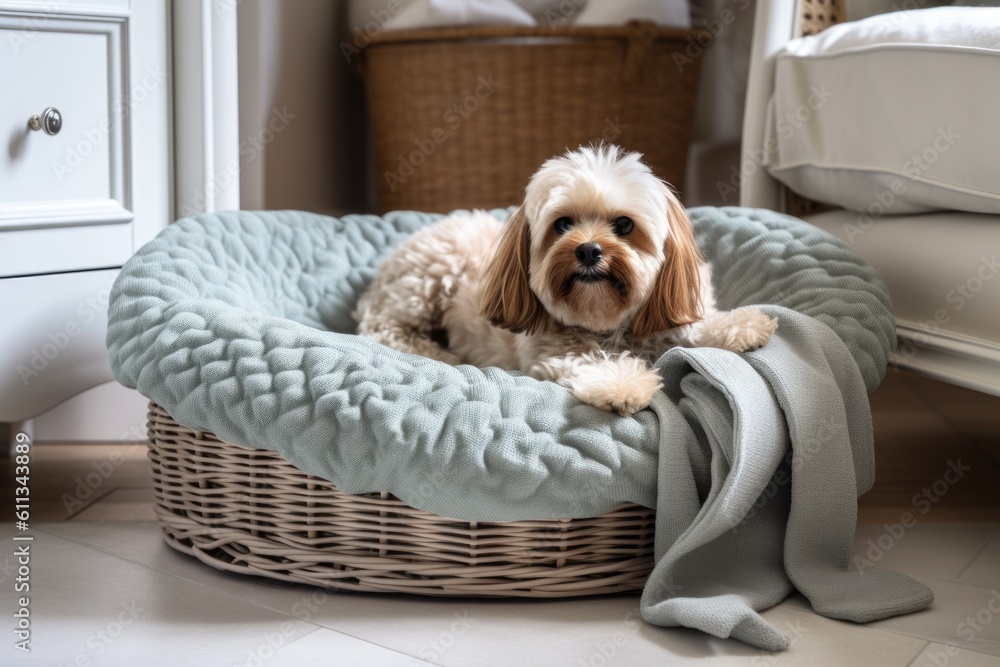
[{"x1": 1, "y1": 369, "x2": 998, "y2": 666}]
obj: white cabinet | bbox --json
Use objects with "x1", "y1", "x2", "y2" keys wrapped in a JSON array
[
  {"x1": 0, "y1": 269, "x2": 119, "y2": 420},
  {"x1": 0, "y1": 0, "x2": 171, "y2": 421}
]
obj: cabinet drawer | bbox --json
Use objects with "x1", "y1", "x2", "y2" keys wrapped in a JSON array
[
  {"x1": 0, "y1": 7, "x2": 134, "y2": 274},
  {"x1": 0, "y1": 223, "x2": 131, "y2": 278},
  {"x1": 0, "y1": 268, "x2": 118, "y2": 421}
]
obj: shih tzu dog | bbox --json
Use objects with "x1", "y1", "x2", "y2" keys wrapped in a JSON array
[{"x1": 355, "y1": 145, "x2": 777, "y2": 416}]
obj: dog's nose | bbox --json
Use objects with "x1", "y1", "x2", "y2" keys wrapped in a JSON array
[{"x1": 575, "y1": 242, "x2": 603, "y2": 267}]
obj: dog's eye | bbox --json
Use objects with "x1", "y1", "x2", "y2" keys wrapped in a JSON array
[
  {"x1": 554, "y1": 217, "x2": 574, "y2": 234},
  {"x1": 613, "y1": 216, "x2": 634, "y2": 235}
]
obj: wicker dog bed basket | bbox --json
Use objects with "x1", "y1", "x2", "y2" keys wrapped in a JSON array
[
  {"x1": 147, "y1": 403, "x2": 656, "y2": 597},
  {"x1": 361, "y1": 22, "x2": 701, "y2": 213}
]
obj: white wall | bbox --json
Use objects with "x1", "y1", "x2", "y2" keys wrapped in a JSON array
[
  {"x1": 237, "y1": 0, "x2": 374, "y2": 214},
  {"x1": 684, "y1": 0, "x2": 758, "y2": 206}
]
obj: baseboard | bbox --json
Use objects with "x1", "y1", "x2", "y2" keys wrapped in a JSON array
[
  {"x1": 892, "y1": 320, "x2": 1000, "y2": 397},
  {"x1": 31, "y1": 381, "x2": 149, "y2": 442}
]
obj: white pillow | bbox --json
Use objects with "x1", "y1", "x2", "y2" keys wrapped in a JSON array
[
  {"x1": 574, "y1": 0, "x2": 690, "y2": 29},
  {"x1": 764, "y1": 7, "x2": 1000, "y2": 215},
  {"x1": 383, "y1": 0, "x2": 535, "y2": 31}
]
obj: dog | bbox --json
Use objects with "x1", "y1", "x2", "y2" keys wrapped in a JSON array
[{"x1": 354, "y1": 144, "x2": 777, "y2": 416}]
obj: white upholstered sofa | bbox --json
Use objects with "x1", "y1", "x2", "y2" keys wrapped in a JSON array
[{"x1": 740, "y1": 0, "x2": 1000, "y2": 396}]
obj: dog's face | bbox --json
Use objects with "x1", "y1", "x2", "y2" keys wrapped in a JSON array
[{"x1": 481, "y1": 145, "x2": 703, "y2": 337}]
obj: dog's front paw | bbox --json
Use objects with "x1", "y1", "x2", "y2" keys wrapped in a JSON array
[
  {"x1": 718, "y1": 306, "x2": 778, "y2": 353},
  {"x1": 571, "y1": 360, "x2": 663, "y2": 417},
  {"x1": 582, "y1": 387, "x2": 654, "y2": 417}
]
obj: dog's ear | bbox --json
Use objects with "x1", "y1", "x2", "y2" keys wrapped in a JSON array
[
  {"x1": 631, "y1": 192, "x2": 704, "y2": 338},
  {"x1": 480, "y1": 207, "x2": 549, "y2": 334}
]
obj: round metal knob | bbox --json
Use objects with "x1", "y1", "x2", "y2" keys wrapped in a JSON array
[{"x1": 28, "y1": 107, "x2": 62, "y2": 135}]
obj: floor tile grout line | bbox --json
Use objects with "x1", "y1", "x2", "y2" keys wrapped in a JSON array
[
  {"x1": 31, "y1": 527, "x2": 329, "y2": 627},
  {"x1": 71, "y1": 487, "x2": 158, "y2": 521},
  {"x1": 246, "y1": 609, "x2": 443, "y2": 667},
  {"x1": 865, "y1": 573, "x2": 1000, "y2": 656},
  {"x1": 782, "y1": 578, "x2": 1000, "y2": 658},
  {"x1": 850, "y1": 523, "x2": 1000, "y2": 584},
  {"x1": 868, "y1": 622, "x2": 998, "y2": 660},
  {"x1": 778, "y1": 604, "x2": 935, "y2": 645},
  {"x1": 276, "y1": 625, "x2": 440, "y2": 666},
  {"x1": 902, "y1": 639, "x2": 931, "y2": 667},
  {"x1": 35, "y1": 525, "x2": 433, "y2": 660},
  {"x1": 34, "y1": 524, "x2": 443, "y2": 666},
  {"x1": 776, "y1": 606, "x2": 996, "y2": 665},
  {"x1": 905, "y1": 642, "x2": 1000, "y2": 667},
  {"x1": 64, "y1": 486, "x2": 119, "y2": 521},
  {"x1": 69, "y1": 487, "x2": 125, "y2": 519},
  {"x1": 904, "y1": 641, "x2": 931, "y2": 667},
  {"x1": 953, "y1": 523, "x2": 1000, "y2": 582},
  {"x1": 898, "y1": 569, "x2": 1000, "y2": 592}
]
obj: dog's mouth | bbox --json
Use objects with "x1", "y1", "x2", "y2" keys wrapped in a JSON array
[{"x1": 564, "y1": 271, "x2": 627, "y2": 296}]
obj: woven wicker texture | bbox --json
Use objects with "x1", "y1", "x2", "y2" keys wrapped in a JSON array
[
  {"x1": 147, "y1": 402, "x2": 656, "y2": 597},
  {"x1": 362, "y1": 22, "x2": 700, "y2": 213},
  {"x1": 785, "y1": 0, "x2": 843, "y2": 216},
  {"x1": 800, "y1": 0, "x2": 843, "y2": 36}
]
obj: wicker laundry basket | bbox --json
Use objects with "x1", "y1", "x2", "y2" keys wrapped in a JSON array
[
  {"x1": 361, "y1": 21, "x2": 701, "y2": 213},
  {"x1": 147, "y1": 403, "x2": 655, "y2": 597}
]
